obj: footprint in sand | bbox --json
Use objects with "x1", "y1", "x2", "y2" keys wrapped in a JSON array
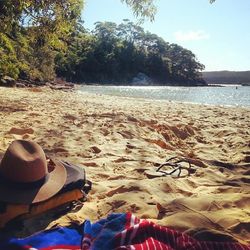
[
  {"x1": 82, "y1": 162, "x2": 98, "y2": 167},
  {"x1": 243, "y1": 154, "x2": 250, "y2": 163},
  {"x1": 22, "y1": 134, "x2": 30, "y2": 140},
  {"x1": 106, "y1": 185, "x2": 142, "y2": 197},
  {"x1": 145, "y1": 138, "x2": 175, "y2": 150},
  {"x1": 101, "y1": 128, "x2": 110, "y2": 136},
  {"x1": 169, "y1": 125, "x2": 194, "y2": 140},
  {"x1": 126, "y1": 143, "x2": 136, "y2": 149},
  {"x1": 106, "y1": 200, "x2": 127, "y2": 211},
  {"x1": 8, "y1": 127, "x2": 34, "y2": 135},
  {"x1": 118, "y1": 130, "x2": 134, "y2": 139},
  {"x1": 90, "y1": 146, "x2": 101, "y2": 154}
]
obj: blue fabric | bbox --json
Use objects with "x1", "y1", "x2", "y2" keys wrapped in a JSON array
[
  {"x1": 0, "y1": 226, "x2": 83, "y2": 249},
  {"x1": 0, "y1": 213, "x2": 127, "y2": 250},
  {"x1": 83, "y1": 213, "x2": 127, "y2": 249}
]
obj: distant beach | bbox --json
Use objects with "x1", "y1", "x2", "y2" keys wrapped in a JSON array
[{"x1": 0, "y1": 86, "x2": 249, "y2": 244}]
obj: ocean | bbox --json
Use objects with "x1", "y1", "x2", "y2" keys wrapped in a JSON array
[{"x1": 79, "y1": 85, "x2": 250, "y2": 107}]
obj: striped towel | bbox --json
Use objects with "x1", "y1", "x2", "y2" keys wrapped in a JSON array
[
  {"x1": 82, "y1": 213, "x2": 249, "y2": 250},
  {"x1": 0, "y1": 213, "x2": 249, "y2": 249}
]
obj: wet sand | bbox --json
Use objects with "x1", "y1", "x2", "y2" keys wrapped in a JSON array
[{"x1": 0, "y1": 86, "x2": 249, "y2": 244}]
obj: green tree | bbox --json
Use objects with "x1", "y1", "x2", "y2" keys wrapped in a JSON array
[
  {"x1": 0, "y1": 34, "x2": 19, "y2": 79},
  {"x1": 166, "y1": 44, "x2": 205, "y2": 84},
  {"x1": 120, "y1": 0, "x2": 156, "y2": 21},
  {"x1": 0, "y1": 0, "x2": 84, "y2": 80},
  {"x1": 55, "y1": 29, "x2": 97, "y2": 82},
  {"x1": 1, "y1": 0, "x2": 212, "y2": 82},
  {"x1": 55, "y1": 20, "x2": 205, "y2": 85}
]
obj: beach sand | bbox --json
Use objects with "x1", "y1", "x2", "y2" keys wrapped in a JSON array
[{"x1": 0, "y1": 86, "x2": 249, "y2": 244}]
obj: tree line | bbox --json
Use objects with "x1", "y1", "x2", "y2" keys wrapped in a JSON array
[
  {"x1": 0, "y1": 0, "x2": 211, "y2": 86},
  {"x1": 56, "y1": 20, "x2": 206, "y2": 85}
]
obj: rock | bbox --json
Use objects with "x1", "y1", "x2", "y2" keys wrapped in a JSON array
[
  {"x1": 131, "y1": 72, "x2": 153, "y2": 86},
  {"x1": 49, "y1": 85, "x2": 74, "y2": 90},
  {"x1": 16, "y1": 82, "x2": 26, "y2": 88},
  {"x1": 0, "y1": 76, "x2": 16, "y2": 87}
]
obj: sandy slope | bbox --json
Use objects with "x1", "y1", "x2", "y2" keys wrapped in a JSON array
[{"x1": 0, "y1": 86, "x2": 249, "y2": 244}]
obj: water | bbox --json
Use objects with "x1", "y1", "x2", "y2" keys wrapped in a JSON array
[{"x1": 79, "y1": 85, "x2": 250, "y2": 107}]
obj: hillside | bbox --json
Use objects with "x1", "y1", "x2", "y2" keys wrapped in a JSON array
[{"x1": 202, "y1": 71, "x2": 250, "y2": 85}]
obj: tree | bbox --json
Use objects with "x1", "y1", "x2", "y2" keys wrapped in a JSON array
[
  {"x1": 120, "y1": 0, "x2": 156, "y2": 21},
  {"x1": 55, "y1": 20, "x2": 206, "y2": 85},
  {"x1": 165, "y1": 44, "x2": 205, "y2": 84},
  {"x1": 0, "y1": 0, "x2": 213, "y2": 81},
  {"x1": 121, "y1": 0, "x2": 215, "y2": 21},
  {"x1": 0, "y1": 0, "x2": 84, "y2": 80}
]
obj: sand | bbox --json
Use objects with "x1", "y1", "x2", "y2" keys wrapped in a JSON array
[{"x1": 0, "y1": 86, "x2": 249, "y2": 244}]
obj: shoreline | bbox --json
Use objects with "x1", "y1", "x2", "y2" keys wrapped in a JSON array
[
  {"x1": 77, "y1": 84, "x2": 250, "y2": 108},
  {"x1": 78, "y1": 88, "x2": 250, "y2": 109},
  {"x1": 0, "y1": 86, "x2": 249, "y2": 244}
]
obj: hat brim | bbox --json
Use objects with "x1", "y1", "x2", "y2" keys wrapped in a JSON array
[{"x1": 0, "y1": 160, "x2": 67, "y2": 204}]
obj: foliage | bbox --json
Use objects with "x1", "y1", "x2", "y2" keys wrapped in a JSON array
[
  {"x1": 0, "y1": 0, "x2": 84, "y2": 81},
  {"x1": 56, "y1": 20, "x2": 205, "y2": 85},
  {"x1": 0, "y1": 0, "x2": 159, "y2": 81},
  {"x1": 0, "y1": 33, "x2": 19, "y2": 79},
  {"x1": 120, "y1": 0, "x2": 156, "y2": 22},
  {"x1": 0, "y1": 0, "x2": 210, "y2": 83}
]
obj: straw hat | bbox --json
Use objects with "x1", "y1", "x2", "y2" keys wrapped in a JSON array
[{"x1": 0, "y1": 140, "x2": 67, "y2": 204}]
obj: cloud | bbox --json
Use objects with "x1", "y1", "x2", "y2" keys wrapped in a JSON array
[{"x1": 174, "y1": 30, "x2": 210, "y2": 41}]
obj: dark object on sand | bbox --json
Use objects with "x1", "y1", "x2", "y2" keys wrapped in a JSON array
[{"x1": 145, "y1": 156, "x2": 196, "y2": 178}]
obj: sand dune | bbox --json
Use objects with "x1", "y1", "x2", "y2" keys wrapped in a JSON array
[{"x1": 0, "y1": 86, "x2": 249, "y2": 244}]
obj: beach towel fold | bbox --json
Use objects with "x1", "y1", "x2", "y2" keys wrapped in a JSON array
[{"x1": 0, "y1": 213, "x2": 249, "y2": 250}]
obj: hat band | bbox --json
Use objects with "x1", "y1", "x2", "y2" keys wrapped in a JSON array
[{"x1": 0, "y1": 173, "x2": 49, "y2": 190}]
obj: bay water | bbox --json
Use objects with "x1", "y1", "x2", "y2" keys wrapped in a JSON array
[{"x1": 79, "y1": 85, "x2": 250, "y2": 107}]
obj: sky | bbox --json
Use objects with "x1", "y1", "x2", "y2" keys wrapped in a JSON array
[{"x1": 82, "y1": 0, "x2": 250, "y2": 72}]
